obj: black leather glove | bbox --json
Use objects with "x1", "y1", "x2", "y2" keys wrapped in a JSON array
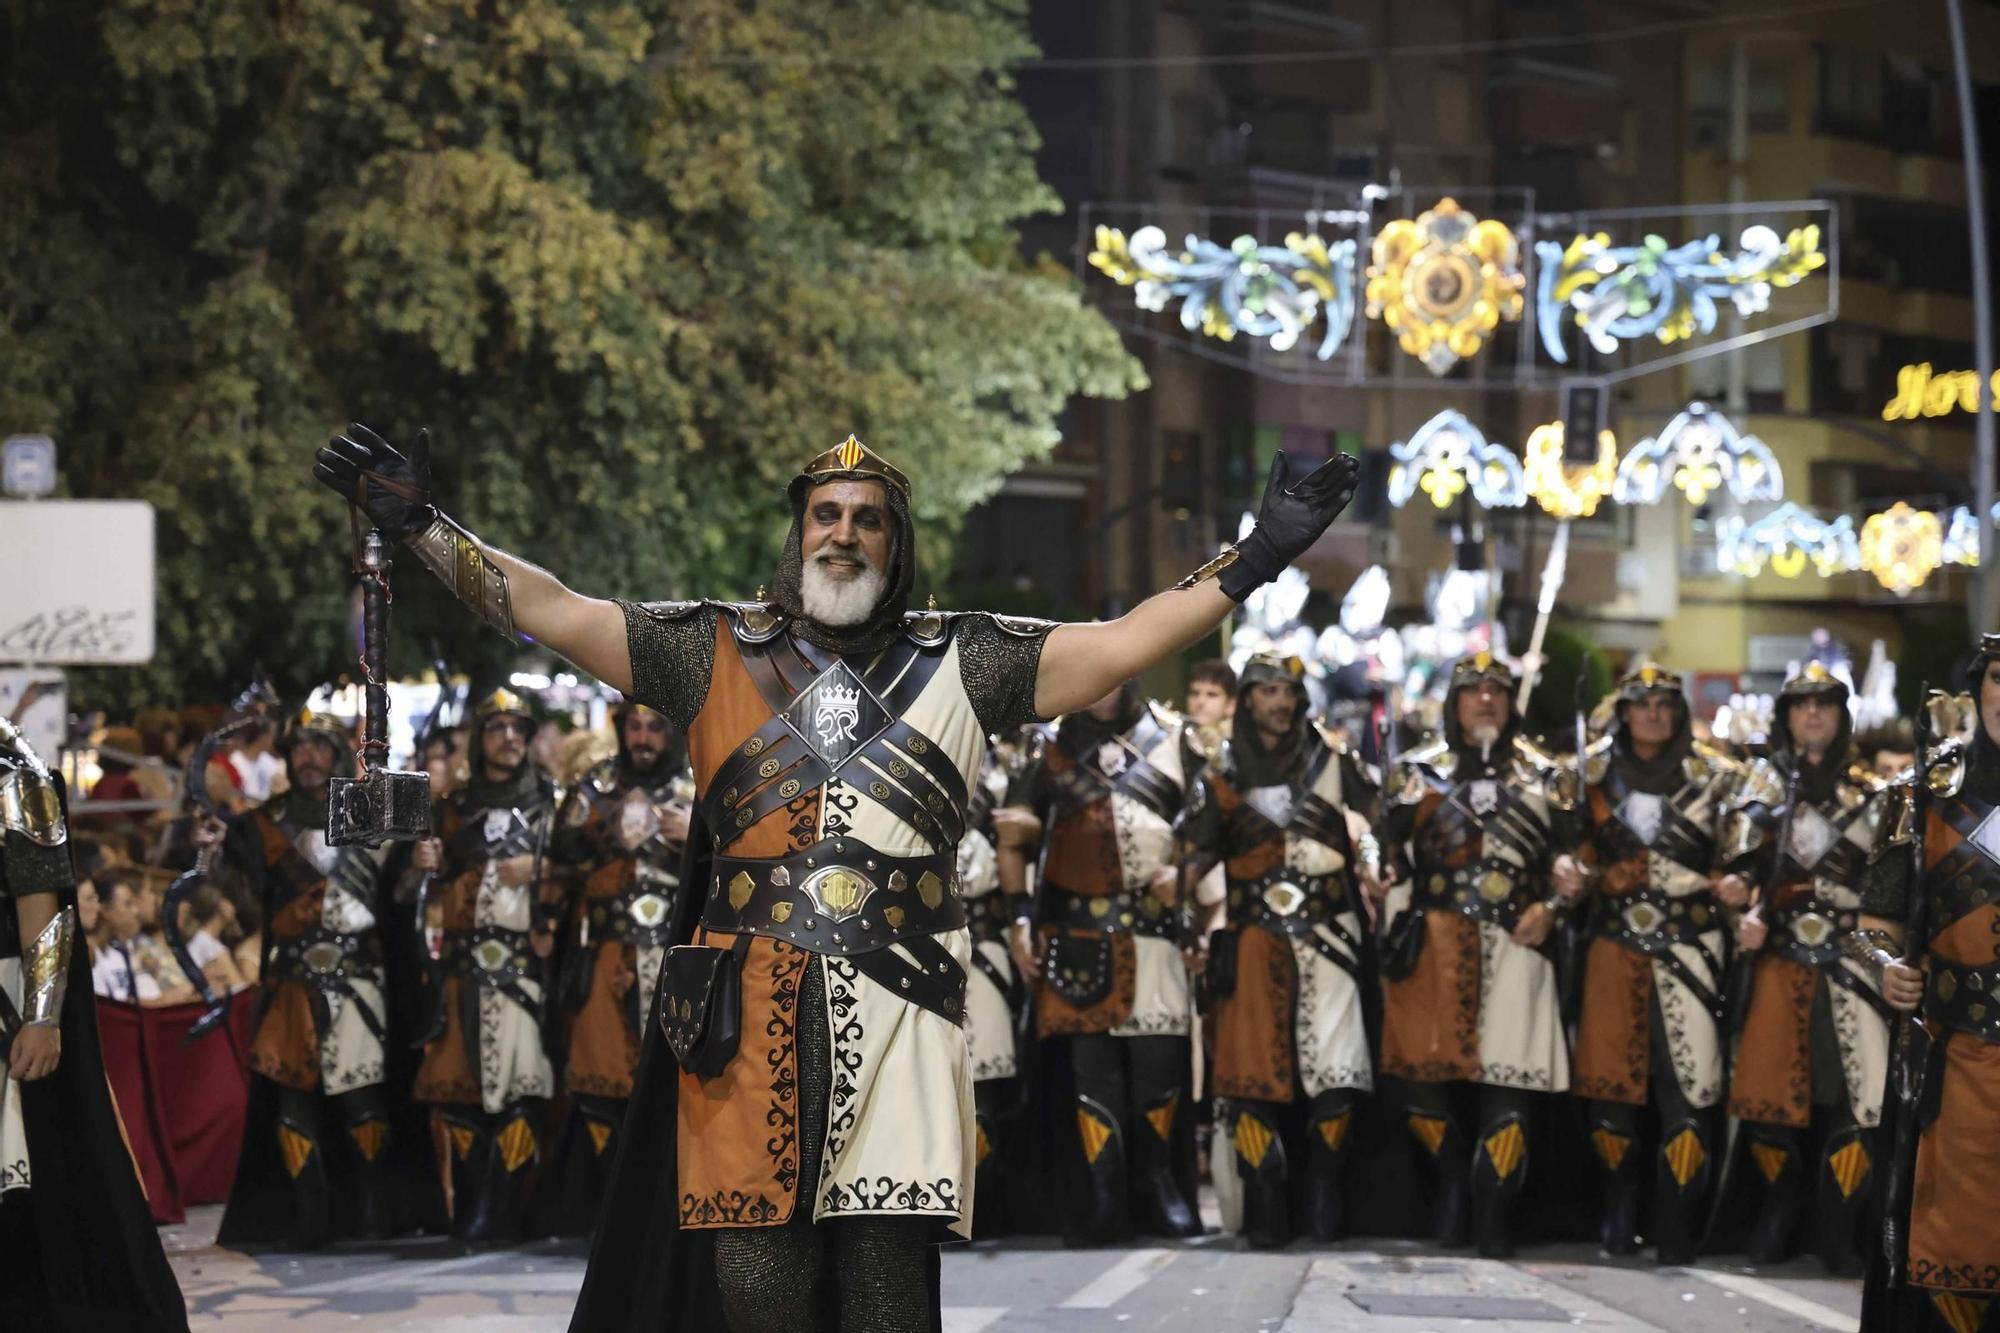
[
  {"x1": 1216, "y1": 450, "x2": 1362, "y2": 601},
  {"x1": 312, "y1": 423, "x2": 436, "y2": 538}
]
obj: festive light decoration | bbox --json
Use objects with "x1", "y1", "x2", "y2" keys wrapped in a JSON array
[
  {"x1": 1880, "y1": 362, "x2": 2000, "y2": 420},
  {"x1": 1858, "y1": 502, "x2": 1945, "y2": 596},
  {"x1": 1387, "y1": 410, "x2": 1527, "y2": 510},
  {"x1": 1613, "y1": 402, "x2": 1783, "y2": 507},
  {"x1": 1087, "y1": 225, "x2": 1357, "y2": 358},
  {"x1": 1535, "y1": 225, "x2": 1825, "y2": 363},
  {"x1": 1715, "y1": 503, "x2": 1858, "y2": 580},
  {"x1": 1365, "y1": 198, "x2": 1526, "y2": 376},
  {"x1": 1522, "y1": 422, "x2": 1618, "y2": 519}
]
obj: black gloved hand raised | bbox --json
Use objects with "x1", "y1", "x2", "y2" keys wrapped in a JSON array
[
  {"x1": 1216, "y1": 450, "x2": 1362, "y2": 601},
  {"x1": 312, "y1": 423, "x2": 437, "y2": 538}
]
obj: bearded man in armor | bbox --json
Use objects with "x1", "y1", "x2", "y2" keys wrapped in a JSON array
[
  {"x1": 0, "y1": 719, "x2": 188, "y2": 1331},
  {"x1": 1711, "y1": 662, "x2": 1891, "y2": 1273},
  {"x1": 216, "y1": 705, "x2": 424, "y2": 1248},
  {"x1": 1860, "y1": 637, "x2": 2000, "y2": 1331},
  {"x1": 1550, "y1": 663, "x2": 1738, "y2": 1263},
  {"x1": 314, "y1": 425, "x2": 1356, "y2": 1331},
  {"x1": 996, "y1": 679, "x2": 1201, "y2": 1244},
  {"x1": 1367, "y1": 653, "x2": 1570, "y2": 1257},
  {"x1": 544, "y1": 698, "x2": 693, "y2": 1234},
  {"x1": 404, "y1": 687, "x2": 560, "y2": 1244},
  {"x1": 1179, "y1": 653, "x2": 1376, "y2": 1247}
]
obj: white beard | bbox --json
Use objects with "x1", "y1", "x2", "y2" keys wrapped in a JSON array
[{"x1": 801, "y1": 555, "x2": 887, "y2": 627}]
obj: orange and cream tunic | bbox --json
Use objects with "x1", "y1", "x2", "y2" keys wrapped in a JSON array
[{"x1": 620, "y1": 599, "x2": 1051, "y2": 1239}]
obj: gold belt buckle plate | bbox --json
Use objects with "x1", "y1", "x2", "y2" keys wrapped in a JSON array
[
  {"x1": 802, "y1": 865, "x2": 878, "y2": 923},
  {"x1": 1262, "y1": 882, "x2": 1306, "y2": 916}
]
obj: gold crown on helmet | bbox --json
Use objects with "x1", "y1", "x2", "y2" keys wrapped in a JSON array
[
  {"x1": 471, "y1": 687, "x2": 535, "y2": 725},
  {"x1": 1616, "y1": 660, "x2": 1683, "y2": 701},
  {"x1": 283, "y1": 705, "x2": 350, "y2": 746},
  {"x1": 1779, "y1": 660, "x2": 1847, "y2": 699},
  {"x1": 800, "y1": 434, "x2": 911, "y2": 502},
  {"x1": 1450, "y1": 650, "x2": 1517, "y2": 691}
]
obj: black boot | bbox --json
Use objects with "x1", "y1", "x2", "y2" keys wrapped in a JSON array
[
  {"x1": 336, "y1": 1087, "x2": 395, "y2": 1240},
  {"x1": 459, "y1": 1104, "x2": 538, "y2": 1245},
  {"x1": 1303, "y1": 1091, "x2": 1356, "y2": 1243},
  {"x1": 1232, "y1": 1102, "x2": 1291, "y2": 1249},
  {"x1": 1653, "y1": 1116, "x2": 1714, "y2": 1266},
  {"x1": 1744, "y1": 1126, "x2": 1805, "y2": 1265},
  {"x1": 276, "y1": 1090, "x2": 331, "y2": 1249},
  {"x1": 1068, "y1": 1093, "x2": 1127, "y2": 1246},
  {"x1": 1471, "y1": 1098, "x2": 1532, "y2": 1259},
  {"x1": 1135, "y1": 1090, "x2": 1202, "y2": 1238},
  {"x1": 1403, "y1": 1099, "x2": 1469, "y2": 1247},
  {"x1": 439, "y1": 1109, "x2": 487, "y2": 1241},
  {"x1": 1587, "y1": 1107, "x2": 1642, "y2": 1256},
  {"x1": 1815, "y1": 1117, "x2": 1873, "y2": 1277}
]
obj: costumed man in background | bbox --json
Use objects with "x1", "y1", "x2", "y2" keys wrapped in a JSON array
[
  {"x1": 1712, "y1": 662, "x2": 1891, "y2": 1273},
  {"x1": 1860, "y1": 642, "x2": 2000, "y2": 1332},
  {"x1": 544, "y1": 698, "x2": 692, "y2": 1235},
  {"x1": 1179, "y1": 653, "x2": 1375, "y2": 1247},
  {"x1": 313, "y1": 423, "x2": 1356, "y2": 1332},
  {"x1": 960, "y1": 745, "x2": 1028, "y2": 1237},
  {"x1": 0, "y1": 718, "x2": 188, "y2": 1332},
  {"x1": 1552, "y1": 664, "x2": 1737, "y2": 1263},
  {"x1": 996, "y1": 680, "x2": 1200, "y2": 1244},
  {"x1": 1367, "y1": 653, "x2": 1569, "y2": 1258},
  {"x1": 405, "y1": 687, "x2": 560, "y2": 1245},
  {"x1": 215, "y1": 705, "x2": 420, "y2": 1248}
]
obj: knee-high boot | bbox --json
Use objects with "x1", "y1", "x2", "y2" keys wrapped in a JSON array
[
  {"x1": 275, "y1": 1087, "x2": 332, "y2": 1249},
  {"x1": 1744, "y1": 1124, "x2": 1806, "y2": 1264},
  {"x1": 1470, "y1": 1090, "x2": 1534, "y2": 1259},
  {"x1": 1303, "y1": 1089, "x2": 1357, "y2": 1242},
  {"x1": 437, "y1": 1107, "x2": 487, "y2": 1241},
  {"x1": 1815, "y1": 1113, "x2": 1874, "y2": 1277},
  {"x1": 1652, "y1": 1113, "x2": 1716, "y2": 1266},
  {"x1": 1587, "y1": 1102, "x2": 1642, "y2": 1256},
  {"x1": 1402, "y1": 1089, "x2": 1469, "y2": 1247},
  {"x1": 460, "y1": 1101, "x2": 539, "y2": 1245},
  {"x1": 1231, "y1": 1100, "x2": 1291, "y2": 1249},
  {"x1": 335, "y1": 1086, "x2": 395, "y2": 1240}
]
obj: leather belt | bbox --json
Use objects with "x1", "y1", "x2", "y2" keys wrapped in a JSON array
[
  {"x1": 1927, "y1": 958, "x2": 2000, "y2": 1044},
  {"x1": 962, "y1": 888, "x2": 1013, "y2": 942},
  {"x1": 445, "y1": 924, "x2": 535, "y2": 984},
  {"x1": 703, "y1": 842, "x2": 962, "y2": 955},
  {"x1": 1226, "y1": 870, "x2": 1349, "y2": 936},
  {"x1": 585, "y1": 886, "x2": 677, "y2": 947},
  {"x1": 1768, "y1": 900, "x2": 1858, "y2": 969},
  {"x1": 1417, "y1": 860, "x2": 1534, "y2": 929},
  {"x1": 1590, "y1": 885, "x2": 1721, "y2": 954},
  {"x1": 272, "y1": 925, "x2": 384, "y2": 986},
  {"x1": 1039, "y1": 883, "x2": 1179, "y2": 940}
]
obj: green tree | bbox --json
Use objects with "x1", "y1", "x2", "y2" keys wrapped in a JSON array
[{"x1": 2, "y1": 0, "x2": 1142, "y2": 710}]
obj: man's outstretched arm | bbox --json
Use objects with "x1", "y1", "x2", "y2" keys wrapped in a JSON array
[
  {"x1": 1033, "y1": 451, "x2": 1359, "y2": 719},
  {"x1": 314, "y1": 425, "x2": 633, "y2": 693}
]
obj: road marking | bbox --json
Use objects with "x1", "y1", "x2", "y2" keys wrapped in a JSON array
[
  {"x1": 942, "y1": 1309, "x2": 1009, "y2": 1333},
  {"x1": 1683, "y1": 1269, "x2": 1857, "y2": 1330},
  {"x1": 1058, "y1": 1246, "x2": 1175, "y2": 1308}
]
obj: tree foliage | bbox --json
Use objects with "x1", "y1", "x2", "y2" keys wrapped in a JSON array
[{"x1": 2, "y1": 0, "x2": 1143, "y2": 709}]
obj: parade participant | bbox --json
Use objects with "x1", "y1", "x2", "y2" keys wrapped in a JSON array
[
  {"x1": 544, "y1": 698, "x2": 692, "y2": 1234},
  {"x1": 1859, "y1": 642, "x2": 2000, "y2": 1331},
  {"x1": 1552, "y1": 663, "x2": 1738, "y2": 1263},
  {"x1": 1712, "y1": 662, "x2": 1891, "y2": 1273},
  {"x1": 1179, "y1": 653, "x2": 1375, "y2": 1247},
  {"x1": 0, "y1": 719, "x2": 188, "y2": 1331},
  {"x1": 960, "y1": 744, "x2": 1028, "y2": 1237},
  {"x1": 314, "y1": 424, "x2": 1356, "y2": 1332},
  {"x1": 215, "y1": 705, "x2": 428, "y2": 1248},
  {"x1": 403, "y1": 687, "x2": 560, "y2": 1245},
  {"x1": 997, "y1": 680, "x2": 1200, "y2": 1243},
  {"x1": 1182, "y1": 659, "x2": 1236, "y2": 772},
  {"x1": 1369, "y1": 652, "x2": 1569, "y2": 1257}
]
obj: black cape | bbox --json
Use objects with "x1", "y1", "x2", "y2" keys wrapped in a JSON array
[
  {"x1": 567, "y1": 813, "x2": 943, "y2": 1332},
  {"x1": 3, "y1": 812, "x2": 189, "y2": 1330}
]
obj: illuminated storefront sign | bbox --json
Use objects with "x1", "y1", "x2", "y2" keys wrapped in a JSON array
[{"x1": 1881, "y1": 362, "x2": 2000, "y2": 420}]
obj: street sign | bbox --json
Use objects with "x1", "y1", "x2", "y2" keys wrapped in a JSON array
[
  {"x1": 2, "y1": 435, "x2": 56, "y2": 498},
  {"x1": 0, "y1": 500, "x2": 156, "y2": 664}
]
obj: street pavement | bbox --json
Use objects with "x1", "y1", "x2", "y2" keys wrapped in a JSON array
[{"x1": 162, "y1": 1199, "x2": 1862, "y2": 1331}]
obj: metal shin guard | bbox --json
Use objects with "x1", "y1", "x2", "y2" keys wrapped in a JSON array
[
  {"x1": 276, "y1": 1091, "x2": 332, "y2": 1249},
  {"x1": 1304, "y1": 1091, "x2": 1357, "y2": 1243},
  {"x1": 1471, "y1": 1108, "x2": 1531, "y2": 1258},
  {"x1": 1586, "y1": 1106, "x2": 1642, "y2": 1256},
  {"x1": 337, "y1": 1088, "x2": 396, "y2": 1240},
  {"x1": 1403, "y1": 1101, "x2": 1468, "y2": 1246},
  {"x1": 1744, "y1": 1126, "x2": 1806, "y2": 1265},
  {"x1": 1136, "y1": 1090, "x2": 1201, "y2": 1238},
  {"x1": 1232, "y1": 1102, "x2": 1291, "y2": 1249},
  {"x1": 1651, "y1": 1116, "x2": 1714, "y2": 1265},
  {"x1": 1070, "y1": 1093, "x2": 1127, "y2": 1246},
  {"x1": 1815, "y1": 1118, "x2": 1874, "y2": 1277}
]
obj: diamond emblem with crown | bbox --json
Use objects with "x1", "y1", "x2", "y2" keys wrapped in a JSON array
[
  {"x1": 1786, "y1": 803, "x2": 1839, "y2": 871},
  {"x1": 815, "y1": 680, "x2": 863, "y2": 749},
  {"x1": 782, "y1": 659, "x2": 891, "y2": 771},
  {"x1": 1617, "y1": 792, "x2": 1665, "y2": 847}
]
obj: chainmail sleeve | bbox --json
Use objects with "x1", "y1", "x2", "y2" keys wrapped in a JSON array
[
  {"x1": 0, "y1": 828, "x2": 72, "y2": 898},
  {"x1": 615, "y1": 600, "x2": 719, "y2": 733},
  {"x1": 955, "y1": 614, "x2": 1055, "y2": 735}
]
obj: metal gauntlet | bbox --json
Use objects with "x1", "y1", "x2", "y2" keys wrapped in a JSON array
[
  {"x1": 406, "y1": 513, "x2": 517, "y2": 639},
  {"x1": 23, "y1": 906, "x2": 75, "y2": 1027},
  {"x1": 1840, "y1": 926, "x2": 1901, "y2": 981}
]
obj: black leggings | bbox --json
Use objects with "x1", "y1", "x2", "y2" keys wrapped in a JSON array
[{"x1": 711, "y1": 958, "x2": 934, "y2": 1333}]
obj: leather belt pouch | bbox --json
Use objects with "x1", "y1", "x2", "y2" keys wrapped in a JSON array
[{"x1": 658, "y1": 935, "x2": 751, "y2": 1077}]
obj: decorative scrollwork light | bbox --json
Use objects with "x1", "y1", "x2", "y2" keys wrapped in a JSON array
[
  {"x1": 1087, "y1": 225, "x2": 1357, "y2": 359},
  {"x1": 1614, "y1": 402, "x2": 1783, "y2": 507},
  {"x1": 1387, "y1": 410, "x2": 1527, "y2": 510},
  {"x1": 1715, "y1": 503, "x2": 1856, "y2": 579},
  {"x1": 1365, "y1": 198, "x2": 1525, "y2": 377}
]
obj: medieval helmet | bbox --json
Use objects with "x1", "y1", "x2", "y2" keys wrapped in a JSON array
[
  {"x1": 771, "y1": 434, "x2": 918, "y2": 642},
  {"x1": 1442, "y1": 650, "x2": 1518, "y2": 749},
  {"x1": 1770, "y1": 660, "x2": 1851, "y2": 759},
  {"x1": 1610, "y1": 660, "x2": 1690, "y2": 741}
]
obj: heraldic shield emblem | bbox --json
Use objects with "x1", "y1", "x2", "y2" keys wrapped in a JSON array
[{"x1": 782, "y1": 660, "x2": 892, "y2": 772}]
